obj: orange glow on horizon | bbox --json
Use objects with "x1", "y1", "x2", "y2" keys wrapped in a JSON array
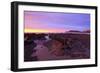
[{"x1": 24, "y1": 28, "x2": 67, "y2": 33}]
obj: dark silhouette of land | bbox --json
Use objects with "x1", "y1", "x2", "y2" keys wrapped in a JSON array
[{"x1": 24, "y1": 32, "x2": 90, "y2": 62}]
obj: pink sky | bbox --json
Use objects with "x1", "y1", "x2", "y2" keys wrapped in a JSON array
[{"x1": 24, "y1": 11, "x2": 90, "y2": 33}]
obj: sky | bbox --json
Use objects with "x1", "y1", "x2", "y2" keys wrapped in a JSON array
[{"x1": 24, "y1": 11, "x2": 90, "y2": 33}]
